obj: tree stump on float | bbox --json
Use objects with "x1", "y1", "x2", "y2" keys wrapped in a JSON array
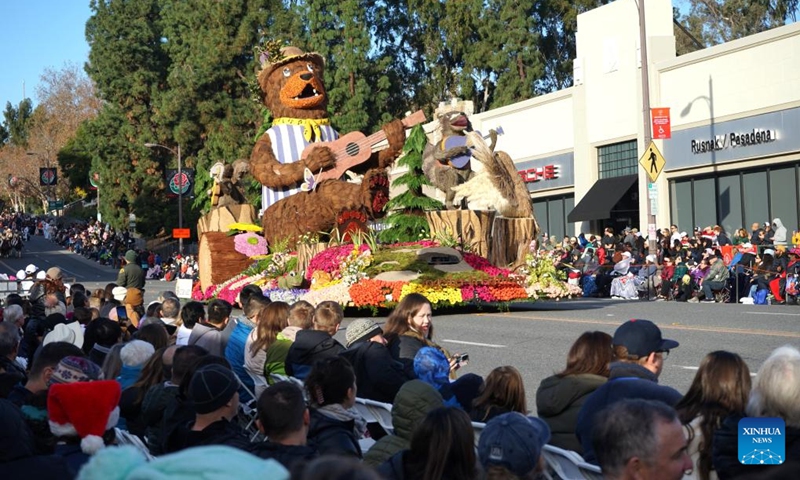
[
  {"x1": 198, "y1": 232, "x2": 253, "y2": 292},
  {"x1": 425, "y1": 210, "x2": 495, "y2": 259},
  {"x1": 197, "y1": 204, "x2": 257, "y2": 236},
  {"x1": 489, "y1": 216, "x2": 539, "y2": 268},
  {"x1": 197, "y1": 205, "x2": 258, "y2": 292}
]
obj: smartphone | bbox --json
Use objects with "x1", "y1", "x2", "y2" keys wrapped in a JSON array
[
  {"x1": 456, "y1": 353, "x2": 469, "y2": 366},
  {"x1": 116, "y1": 306, "x2": 128, "y2": 321}
]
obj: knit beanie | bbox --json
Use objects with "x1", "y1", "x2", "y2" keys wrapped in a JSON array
[
  {"x1": 125, "y1": 250, "x2": 137, "y2": 263},
  {"x1": 119, "y1": 340, "x2": 155, "y2": 368},
  {"x1": 49, "y1": 356, "x2": 104, "y2": 386},
  {"x1": 189, "y1": 364, "x2": 239, "y2": 414},
  {"x1": 48, "y1": 380, "x2": 121, "y2": 455},
  {"x1": 345, "y1": 319, "x2": 383, "y2": 348}
]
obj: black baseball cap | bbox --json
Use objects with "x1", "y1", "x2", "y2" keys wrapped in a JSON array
[{"x1": 613, "y1": 319, "x2": 679, "y2": 357}]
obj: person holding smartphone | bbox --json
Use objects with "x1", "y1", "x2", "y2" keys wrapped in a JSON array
[{"x1": 383, "y1": 293, "x2": 464, "y2": 378}]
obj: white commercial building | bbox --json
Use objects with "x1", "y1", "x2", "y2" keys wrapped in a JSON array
[{"x1": 470, "y1": 0, "x2": 800, "y2": 240}]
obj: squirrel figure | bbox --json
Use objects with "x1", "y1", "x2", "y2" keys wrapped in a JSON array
[{"x1": 422, "y1": 111, "x2": 497, "y2": 209}]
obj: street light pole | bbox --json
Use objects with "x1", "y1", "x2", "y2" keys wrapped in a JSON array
[
  {"x1": 177, "y1": 144, "x2": 183, "y2": 255},
  {"x1": 144, "y1": 142, "x2": 184, "y2": 254}
]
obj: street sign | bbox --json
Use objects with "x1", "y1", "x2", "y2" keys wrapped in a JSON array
[
  {"x1": 48, "y1": 200, "x2": 64, "y2": 210},
  {"x1": 639, "y1": 141, "x2": 666, "y2": 183},
  {"x1": 651, "y1": 108, "x2": 671, "y2": 139},
  {"x1": 173, "y1": 228, "x2": 191, "y2": 239}
]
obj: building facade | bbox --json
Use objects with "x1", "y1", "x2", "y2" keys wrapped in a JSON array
[{"x1": 469, "y1": 0, "x2": 800, "y2": 241}]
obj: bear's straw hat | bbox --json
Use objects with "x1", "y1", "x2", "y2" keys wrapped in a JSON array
[{"x1": 258, "y1": 46, "x2": 324, "y2": 82}]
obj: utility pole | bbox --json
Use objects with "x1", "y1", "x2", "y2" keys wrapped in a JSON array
[{"x1": 637, "y1": 0, "x2": 657, "y2": 255}]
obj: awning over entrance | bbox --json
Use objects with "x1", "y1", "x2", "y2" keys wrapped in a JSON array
[{"x1": 567, "y1": 175, "x2": 637, "y2": 222}]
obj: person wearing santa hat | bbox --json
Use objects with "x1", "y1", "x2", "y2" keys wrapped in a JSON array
[{"x1": 48, "y1": 379, "x2": 121, "y2": 474}]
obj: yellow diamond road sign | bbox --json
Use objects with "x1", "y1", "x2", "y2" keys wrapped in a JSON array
[{"x1": 639, "y1": 141, "x2": 666, "y2": 183}]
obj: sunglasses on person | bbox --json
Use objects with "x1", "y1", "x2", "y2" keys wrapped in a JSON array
[{"x1": 657, "y1": 349, "x2": 670, "y2": 359}]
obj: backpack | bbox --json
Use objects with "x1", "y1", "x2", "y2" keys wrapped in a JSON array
[
  {"x1": 582, "y1": 275, "x2": 597, "y2": 297},
  {"x1": 753, "y1": 289, "x2": 768, "y2": 305},
  {"x1": 786, "y1": 276, "x2": 798, "y2": 296}
]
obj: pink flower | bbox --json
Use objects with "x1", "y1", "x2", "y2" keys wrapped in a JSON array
[
  {"x1": 234, "y1": 232, "x2": 268, "y2": 257},
  {"x1": 461, "y1": 252, "x2": 511, "y2": 277},
  {"x1": 306, "y1": 244, "x2": 369, "y2": 280}
]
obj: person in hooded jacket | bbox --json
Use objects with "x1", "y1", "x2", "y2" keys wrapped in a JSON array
[
  {"x1": 536, "y1": 331, "x2": 612, "y2": 454},
  {"x1": 363, "y1": 380, "x2": 444, "y2": 467},
  {"x1": 771, "y1": 218, "x2": 787, "y2": 246},
  {"x1": 285, "y1": 301, "x2": 345, "y2": 380},
  {"x1": 305, "y1": 356, "x2": 365, "y2": 458},
  {"x1": 339, "y1": 319, "x2": 410, "y2": 404}
]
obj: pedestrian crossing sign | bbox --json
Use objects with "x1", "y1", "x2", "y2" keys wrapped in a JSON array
[{"x1": 639, "y1": 141, "x2": 666, "y2": 183}]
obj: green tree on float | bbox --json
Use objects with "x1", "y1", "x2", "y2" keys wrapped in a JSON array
[{"x1": 379, "y1": 125, "x2": 443, "y2": 243}]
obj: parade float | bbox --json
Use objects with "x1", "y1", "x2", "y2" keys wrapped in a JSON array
[{"x1": 193, "y1": 43, "x2": 581, "y2": 311}]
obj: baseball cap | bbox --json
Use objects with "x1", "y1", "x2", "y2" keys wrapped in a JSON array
[
  {"x1": 613, "y1": 319, "x2": 679, "y2": 357},
  {"x1": 478, "y1": 412, "x2": 551, "y2": 477},
  {"x1": 46, "y1": 267, "x2": 63, "y2": 280}
]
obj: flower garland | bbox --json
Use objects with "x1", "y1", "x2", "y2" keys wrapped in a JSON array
[{"x1": 301, "y1": 282, "x2": 352, "y2": 306}]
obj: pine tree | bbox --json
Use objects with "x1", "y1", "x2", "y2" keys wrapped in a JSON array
[
  {"x1": 379, "y1": 125, "x2": 443, "y2": 243},
  {"x1": 2, "y1": 99, "x2": 34, "y2": 147}
]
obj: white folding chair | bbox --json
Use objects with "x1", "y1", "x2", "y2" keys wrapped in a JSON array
[
  {"x1": 236, "y1": 375, "x2": 264, "y2": 441},
  {"x1": 359, "y1": 398, "x2": 394, "y2": 436},
  {"x1": 471, "y1": 421, "x2": 486, "y2": 447},
  {"x1": 541, "y1": 444, "x2": 603, "y2": 480}
]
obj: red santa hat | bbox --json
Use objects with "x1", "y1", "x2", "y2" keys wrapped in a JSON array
[{"x1": 48, "y1": 380, "x2": 121, "y2": 455}]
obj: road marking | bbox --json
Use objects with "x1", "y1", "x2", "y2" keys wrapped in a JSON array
[
  {"x1": 476, "y1": 312, "x2": 800, "y2": 339},
  {"x1": 441, "y1": 339, "x2": 506, "y2": 348},
  {"x1": 745, "y1": 312, "x2": 799, "y2": 316}
]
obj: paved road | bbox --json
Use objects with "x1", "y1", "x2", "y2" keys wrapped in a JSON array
[
  {"x1": 10, "y1": 235, "x2": 800, "y2": 413},
  {"x1": 0, "y1": 235, "x2": 175, "y2": 304}
]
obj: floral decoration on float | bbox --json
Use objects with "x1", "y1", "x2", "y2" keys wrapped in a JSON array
[{"x1": 193, "y1": 233, "x2": 582, "y2": 311}]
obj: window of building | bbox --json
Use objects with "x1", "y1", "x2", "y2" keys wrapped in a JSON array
[
  {"x1": 669, "y1": 163, "x2": 800, "y2": 235},
  {"x1": 533, "y1": 195, "x2": 575, "y2": 241},
  {"x1": 598, "y1": 140, "x2": 638, "y2": 179}
]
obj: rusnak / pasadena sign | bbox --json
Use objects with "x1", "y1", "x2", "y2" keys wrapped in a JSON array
[{"x1": 691, "y1": 128, "x2": 777, "y2": 154}]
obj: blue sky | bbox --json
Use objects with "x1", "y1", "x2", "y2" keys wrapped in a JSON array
[{"x1": 0, "y1": 1, "x2": 92, "y2": 108}]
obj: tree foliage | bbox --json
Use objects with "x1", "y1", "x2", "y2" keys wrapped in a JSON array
[
  {"x1": 2, "y1": 99, "x2": 34, "y2": 148},
  {"x1": 675, "y1": 0, "x2": 799, "y2": 53},
  {"x1": 6, "y1": 0, "x2": 797, "y2": 227}
]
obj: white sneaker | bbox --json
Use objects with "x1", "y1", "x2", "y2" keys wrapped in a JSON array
[{"x1": 688, "y1": 297, "x2": 699, "y2": 303}]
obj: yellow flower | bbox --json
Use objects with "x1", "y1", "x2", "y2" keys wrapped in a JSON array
[{"x1": 227, "y1": 222, "x2": 263, "y2": 232}]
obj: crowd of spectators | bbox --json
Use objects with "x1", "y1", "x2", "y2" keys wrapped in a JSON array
[
  {"x1": 538, "y1": 220, "x2": 800, "y2": 305},
  {"x1": 45, "y1": 219, "x2": 199, "y2": 282},
  {"x1": 1, "y1": 278, "x2": 797, "y2": 479}
]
